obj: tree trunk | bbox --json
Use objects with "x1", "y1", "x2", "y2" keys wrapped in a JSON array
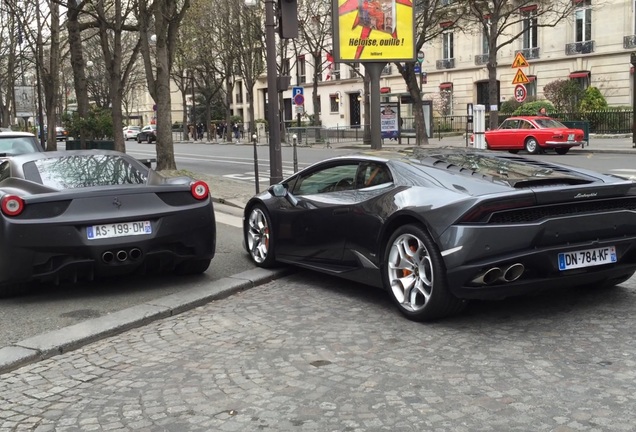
[
  {"x1": 67, "y1": 6, "x2": 91, "y2": 147},
  {"x1": 401, "y1": 63, "x2": 428, "y2": 145}
]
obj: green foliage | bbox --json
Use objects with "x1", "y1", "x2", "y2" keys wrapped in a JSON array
[
  {"x1": 512, "y1": 100, "x2": 554, "y2": 115},
  {"x1": 579, "y1": 86, "x2": 608, "y2": 111},
  {"x1": 62, "y1": 107, "x2": 114, "y2": 140},
  {"x1": 543, "y1": 79, "x2": 584, "y2": 113},
  {"x1": 500, "y1": 99, "x2": 522, "y2": 114}
]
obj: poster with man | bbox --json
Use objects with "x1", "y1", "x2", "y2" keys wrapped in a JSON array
[
  {"x1": 380, "y1": 102, "x2": 399, "y2": 140},
  {"x1": 14, "y1": 86, "x2": 35, "y2": 118}
]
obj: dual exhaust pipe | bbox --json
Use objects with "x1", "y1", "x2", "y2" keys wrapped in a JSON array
[
  {"x1": 472, "y1": 263, "x2": 525, "y2": 286},
  {"x1": 102, "y1": 248, "x2": 143, "y2": 264}
]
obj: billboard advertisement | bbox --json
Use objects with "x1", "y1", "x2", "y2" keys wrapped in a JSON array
[
  {"x1": 380, "y1": 102, "x2": 399, "y2": 139},
  {"x1": 14, "y1": 85, "x2": 35, "y2": 118},
  {"x1": 333, "y1": 0, "x2": 415, "y2": 62}
]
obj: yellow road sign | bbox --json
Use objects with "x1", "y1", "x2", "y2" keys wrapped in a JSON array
[
  {"x1": 511, "y1": 52, "x2": 529, "y2": 68},
  {"x1": 512, "y1": 68, "x2": 530, "y2": 85}
]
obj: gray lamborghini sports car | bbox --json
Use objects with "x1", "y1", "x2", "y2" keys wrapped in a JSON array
[
  {"x1": 243, "y1": 148, "x2": 636, "y2": 321},
  {"x1": 0, "y1": 151, "x2": 215, "y2": 295}
]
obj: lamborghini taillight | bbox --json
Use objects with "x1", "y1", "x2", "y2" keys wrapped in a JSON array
[
  {"x1": 459, "y1": 197, "x2": 535, "y2": 223},
  {"x1": 1, "y1": 195, "x2": 24, "y2": 216}
]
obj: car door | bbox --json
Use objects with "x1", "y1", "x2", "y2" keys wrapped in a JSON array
[
  {"x1": 274, "y1": 162, "x2": 360, "y2": 263},
  {"x1": 486, "y1": 119, "x2": 519, "y2": 149}
]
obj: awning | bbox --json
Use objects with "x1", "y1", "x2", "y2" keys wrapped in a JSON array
[
  {"x1": 439, "y1": 82, "x2": 453, "y2": 90},
  {"x1": 569, "y1": 71, "x2": 590, "y2": 79}
]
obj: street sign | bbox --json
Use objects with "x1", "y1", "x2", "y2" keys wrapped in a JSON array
[
  {"x1": 511, "y1": 52, "x2": 529, "y2": 68},
  {"x1": 293, "y1": 93, "x2": 305, "y2": 105},
  {"x1": 417, "y1": 51, "x2": 424, "y2": 63},
  {"x1": 514, "y1": 84, "x2": 527, "y2": 103},
  {"x1": 414, "y1": 64, "x2": 421, "y2": 74},
  {"x1": 295, "y1": 105, "x2": 304, "y2": 114},
  {"x1": 512, "y1": 68, "x2": 530, "y2": 85}
]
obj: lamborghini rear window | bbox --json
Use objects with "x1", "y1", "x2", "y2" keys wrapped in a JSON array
[{"x1": 24, "y1": 154, "x2": 147, "y2": 189}]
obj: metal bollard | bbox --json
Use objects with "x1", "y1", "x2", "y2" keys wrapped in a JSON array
[
  {"x1": 252, "y1": 133, "x2": 259, "y2": 194},
  {"x1": 292, "y1": 134, "x2": 298, "y2": 173}
]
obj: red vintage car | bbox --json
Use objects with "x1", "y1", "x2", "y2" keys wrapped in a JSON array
[{"x1": 478, "y1": 116, "x2": 586, "y2": 155}]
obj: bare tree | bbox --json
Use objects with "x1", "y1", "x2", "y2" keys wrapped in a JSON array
[
  {"x1": 394, "y1": 0, "x2": 464, "y2": 146},
  {"x1": 137, "y1": 0, "x2": 191, "y2": 170},
  {"x1": 297, "y1": 0, "x2": 331, "y2": 129},
  {"x1": 465, "y1": 0, "x2": 577, "y2": 129}
]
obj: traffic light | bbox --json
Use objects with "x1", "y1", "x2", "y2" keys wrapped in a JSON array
[{"x1": 278, "y1": 0, "x2": 298, "y2": 39}]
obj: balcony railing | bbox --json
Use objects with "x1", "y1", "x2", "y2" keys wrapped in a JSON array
[
  {"x1": 515, "y1": 47, "x2": 540, "y2": 60},
  {"x1": 565, "y1": 40, "x2": 595, "y2": 55},
  {"x1": 436, "y1": 58, "x2": 455, "y2": 70},
  {"x1": 474, "y1": 54, "x2": 488, "y2": 65},
  {"x1": 624, "y1": 35, "x2": 636, "y2": 49}
]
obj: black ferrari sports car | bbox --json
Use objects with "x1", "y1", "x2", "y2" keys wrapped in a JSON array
[
  {"x1": 243, "y1": 148, "x2": 636, "y2": 321},
  {"x1": 0, "y1": 150, "x2": 215, "y2": 295}
]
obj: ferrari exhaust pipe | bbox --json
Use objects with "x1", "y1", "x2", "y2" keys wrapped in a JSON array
[
  {"x1": 501, "y1": 263, "x2": 525, "y2": 282},
  {"x1": 472, "y1": 267, "x2": 502, "y2": 285},
  {"x1": 116, "y1": 250, "x2": 128, "y2": 262},
  {"x1": 102, "y1": 251, "x2": 114, "y2": 263},
  {"x1": 129, "y1": 248, "x2": 142, "y2": 261}
]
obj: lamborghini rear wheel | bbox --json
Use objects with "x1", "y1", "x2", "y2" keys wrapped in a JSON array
[
  {"x1": 245, "y1": 205, "x2": 276, "y2": 267},
  {"x1": 383, "y1": 224, "x2": 464, "y2": 321}
]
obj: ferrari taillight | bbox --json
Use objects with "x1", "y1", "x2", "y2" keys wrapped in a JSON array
[
  {"x1": 190, "y1": 181, "x2": 209, "y2": 200},
  {"x1": 1, "y1": 195, "x2": 24, "y2": 216}
]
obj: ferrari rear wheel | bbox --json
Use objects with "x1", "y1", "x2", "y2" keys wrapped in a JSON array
[
  {"x1": 524, "y1": 137, "x2": 539, "y2": 154},
  {"x1": 245, "y1": 205, "x2": 276, "y2": 267},
  {"x1": 175, "y1": 258, "x2": 211, "y2": 275},
  {"x1": 383, "y1": 224, "x2": 464, "y2": 321},
  {"x1": 555, "y1": 147, "x2": 570, "y2": 155}
]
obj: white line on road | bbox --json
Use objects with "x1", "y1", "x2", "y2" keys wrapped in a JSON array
[{"x1": 215, "y1": 211, "x2": 243, "y2": 228}]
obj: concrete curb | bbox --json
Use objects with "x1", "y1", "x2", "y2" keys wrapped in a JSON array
[{"x1": 0, "y1": 267, "x2": 293, "y2": 375}]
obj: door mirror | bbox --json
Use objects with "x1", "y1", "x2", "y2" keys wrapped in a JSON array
[{"x1": 269, "y1": 184, "x2": 298, "y2": 206}]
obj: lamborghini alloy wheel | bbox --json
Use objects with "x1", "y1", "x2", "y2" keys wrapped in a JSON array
[
  {"x1": 384, "y1": 224, "x2": 464, "y2": 321},
  {"x1": 245, "y1": 205, "x2": 275, "y2": 267}
]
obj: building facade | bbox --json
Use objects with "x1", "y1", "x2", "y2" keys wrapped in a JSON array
[{"x1": 240, "y1": 0, "x2": 636, "y2": 130}]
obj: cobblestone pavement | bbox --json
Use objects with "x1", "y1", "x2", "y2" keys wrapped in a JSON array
[{"x1": 1, "y1": 270, "x2": 636, "y2": 432}]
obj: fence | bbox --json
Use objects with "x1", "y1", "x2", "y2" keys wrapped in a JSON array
[
  {"x1": 286, "y1": 125, "x2": 369, "y2": 146},
  {"x1": 402, "y1": 110, "x2": 633, "y2": 135}
]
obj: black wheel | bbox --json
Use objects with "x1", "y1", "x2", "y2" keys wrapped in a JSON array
[
  {"x1": 0, "y1": 282, "x2": 27, "y2": 298},
  {"x1": 485, "y1": 140, "x2": 490, "y2": 150},
  {"x1": 524, "y1": 137, "x2": 539, "y2": 154},
  {"x1": 137, "y1": 135, "x2": 142, "y2": 143},
  {"x1": 175, "y1": 258, "x2": 211, "y2": 275},
  {"x1": 508, "y1": 150, "x2": 519, "y2": 154},
  {"x1": 383, "y1": 224, "x2": 465, "y2": 321},
  {"x1": 555, "y1": 147, "x2": 570, "y2": 155},
  {"x1": 147, "y1": 136, "x2": 152, "y2": 144},
  {"x1": 245, "y1": 204, "x2": 276, "y2": 267}
]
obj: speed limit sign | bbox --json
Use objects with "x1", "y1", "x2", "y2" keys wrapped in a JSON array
[{"x1": 514, "y1": 84, "x2": 527, "y2": 103}]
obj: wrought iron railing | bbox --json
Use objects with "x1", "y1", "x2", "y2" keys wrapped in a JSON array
[
  {"x1": 436, "y1": 58, "x2": 455, "y2": 70},
  {"x1": 474, "y1": 54, "x2": 489, "y2": 65},
  {"x1": 515, "y1": 47, "x2": 540, "y2": 60},
  {"x1": 565, "y1": 40, "x2": 595, "y2": 55},
  {"x1": 624, "y1": 35, "x2": 636, "y2": 49}
]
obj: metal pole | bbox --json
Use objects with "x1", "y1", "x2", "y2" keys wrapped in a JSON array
[
  {"x1": 365, "y1": 62, "x2": 387, "y2": 150},
  {"x1": 252, "y1": 133, "x2": 260, "y2": 194},
  {"x1": 292, "y1": 134, "x2": 298, "y2": 172},
  {"x1": 191, "y1": 72, "x2": 196, "y2": 141},
  {"x1": 265, "y1": 0, "x2": 283, "y2": 184},
  {"x1": 632, "y1": 53, "x2": 636, "y2": 148}
]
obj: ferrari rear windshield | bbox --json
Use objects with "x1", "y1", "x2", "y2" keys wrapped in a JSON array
[
  {"x1": 533, "y1": 118, "x2": 567, "y2": 129},
  {"x1": 24, "y1": 154, "x2": 147, "y2": 189}
]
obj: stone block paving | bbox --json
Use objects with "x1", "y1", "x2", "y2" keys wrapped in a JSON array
[{"x1": 1, "y1": 272, "x2": 636, "y2": 431}]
